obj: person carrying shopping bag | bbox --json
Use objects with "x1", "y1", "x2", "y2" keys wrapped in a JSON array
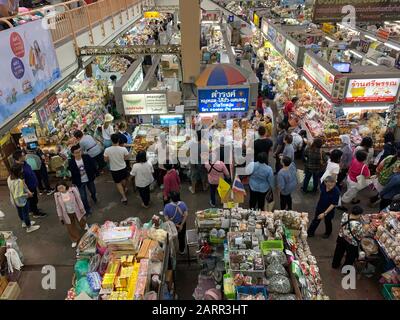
[
  {"x1": 54, "y1": 182, "x2": 88, "y2": 248},
  {"x1": 205, "y1": 156, "x2": 230, "y2": 208},
  {"x1": 7, "y1": 164, "x2": 40, "y2": 233},
  {"x1": 341, "y1": 150, "x2": 371, "y2": 206}
]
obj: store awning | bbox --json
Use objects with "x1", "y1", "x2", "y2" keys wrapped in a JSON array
[{"x1": 195, "y1": 64, "x2": 249, "y2": 87}]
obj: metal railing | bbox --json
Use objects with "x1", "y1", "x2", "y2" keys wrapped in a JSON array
[{"x1": 0, "y1": 0, "x2": 144, "y2": 49}]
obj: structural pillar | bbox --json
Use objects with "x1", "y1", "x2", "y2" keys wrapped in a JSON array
[{"x1": 179, "y1": 0, "x2": 201, "y2": 83}]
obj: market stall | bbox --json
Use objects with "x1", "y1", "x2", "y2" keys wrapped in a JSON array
[
  {"x1": 0, "y1": 231, "x2": 24, "y2": 300},
  {"x1": 358, "y1": 207, "x2": 400, "y2": 300},
  {"x1": 193, "y1": 208, "x2": 328, "y2": 300},
  {"x1": 66, "y1": 217, "x2": 175, "y2": 300}
]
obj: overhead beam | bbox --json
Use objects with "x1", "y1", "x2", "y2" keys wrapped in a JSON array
[
  {"x1": 78, "y1": 45, "x2": 182, "y2": 57},
  {"x1": 142, "y1": 5, "x2": 179, "y2": 12}
]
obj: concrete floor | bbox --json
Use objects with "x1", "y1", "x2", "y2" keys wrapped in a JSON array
[{"x1": 0, "y1": 168, "x2": 384, "y2": 300}]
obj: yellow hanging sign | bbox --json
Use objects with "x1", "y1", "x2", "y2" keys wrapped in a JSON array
[{"x1": 144, "y1": 11, "x2": 160, "y2": 19}]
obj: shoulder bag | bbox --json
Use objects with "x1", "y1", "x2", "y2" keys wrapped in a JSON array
[{"x1": 356, "y1": 164, "x2": 371, "y2": 190}]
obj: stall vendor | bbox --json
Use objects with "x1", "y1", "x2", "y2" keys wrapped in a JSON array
[{"x1": 283, "y1": 97, "x2": 298, "y2": 129}]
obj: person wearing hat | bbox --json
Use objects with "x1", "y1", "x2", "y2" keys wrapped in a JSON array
[
  {"x1": 102, "y1": 113, "x2": 115, "y2": 149},
  {"x1": 332, "y1": 206, "x2": 364, "y2": 269}
]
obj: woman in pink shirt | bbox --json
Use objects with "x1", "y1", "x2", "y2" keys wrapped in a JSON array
[
  {"x1": 205, "y1": 159, "x2": 230, "y2": 207},
  {"x1": 163, "y1": 162, "x2": 181, "y2": 205},
  {"x1": 342, "y1": 150, "x2": 371, "y2": 205}
]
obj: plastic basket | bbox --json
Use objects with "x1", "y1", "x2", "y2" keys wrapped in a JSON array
[
  {"x1": 236, "y1": 286, "x2": 268, "y2": 300},
  {"x1": 382, "y1": 284, "x2": 400, "y2": 300},
  {"x1": 261, "y1": 240, "x2": 284, "y2": 255}
]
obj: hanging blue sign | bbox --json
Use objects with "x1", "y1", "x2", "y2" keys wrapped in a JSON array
[
  {"x1": 159, "y1": 115, "x2": 185, "y2": 126},
  {"x1": 228, "y1": 15, "x2": 234, "y2": 22},
  {"x1": 280, "y1": 0, "x2": 305, "y2": 6},
  {"x1": 198, "y1": 88, "x2": 249, "y2": 113}
]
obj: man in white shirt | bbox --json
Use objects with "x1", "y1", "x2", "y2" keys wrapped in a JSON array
[{"x1": 104, "y1": 134, "x2": 129, "y2": 205}]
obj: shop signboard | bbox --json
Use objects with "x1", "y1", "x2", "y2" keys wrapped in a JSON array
[
  {"x1": 123, "y1": 93, "x2": 168, "y2": 115},
  {"x1": 267, "y1": 25, "x2": 277, "y2": 43},
  {"x1": 122, "y1": 64, "x2": 144, "y2": 92},
  {"x1": 21, "y1": 127, "x2": 37, "y2": 144},
  {"x1": 0, "y1": 20, "x2": 61, "y2": 128},
  {"x1": 312, "y1": 0, "x2": 400, "y2": 23},
  {"x1": 261, "y1": 20, "x2": 268, "y2": 37},
  {"x1": 198, "y1": 87, "x2": 250, "y2": 113},
  {"x1": 228, "y1": 15, "x2": 234, "y2": 23},
  {"x1": 280, "y1": 0, "x2": 305, "y2": 5},
  {"x1": 159, "y1": 115, "x2": 185, "y2": 126},
  {"x1": 144, "y1": 11, "x2": 160, "y2": 19},
  {"x1": 285, "y1": 39, "x2": 299, "y2": 65},
  {"x1": 345, "y1": 78, "x2": 400, "y2": 103},
  {"x1": 303, "y1": 54, "x2": 335, "y2": 98},
  {"x1": 275, "y1": 32, "x2": 286, "y2": 53}
]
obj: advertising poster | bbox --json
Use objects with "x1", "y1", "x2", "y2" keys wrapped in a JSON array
[
  {"x1": 261, "y1": 20, "x2": 268, "y2": 36},
  {"x1": 275, "y1": 32, "x2": 286, "y2": 53},
  {"x1": 312, "y1": 0, "x2": 400, "y2": 23},
  {"x1": 21, "y1": 126, "x2": 38, "y2": 144},
  {"x1": 0, "y1": 20, "x2": 61, "y2": 127},
  {"x1": 198, "y1": 88, "x2": 250, "y2": 113},
  {"x1": 345, "y1": 78, "x2": 400, "y2": 103},
  {"x1": 267, "y1": 25, "x2": 277, "y2": 43},
  {"x1": 303, "y1": 54, "x2": 335, "y2": 98},
  {"x1": 123, "y1": 93, "x2": 168, "y2": 115},
  {"x1": 285, "y1": 39, "x2": 299, "y2": 65}
]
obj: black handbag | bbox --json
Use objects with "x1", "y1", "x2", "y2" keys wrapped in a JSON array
[{"x1": 266, "y1": 188, "x2": 274, "y2": 203}]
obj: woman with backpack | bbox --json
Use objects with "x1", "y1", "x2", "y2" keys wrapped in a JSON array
[
  {"x1": 163, "y1": 192, "x2": 188, "y2": 254},
  {"x1": 332, "y1": 206, "x2": 364, "y2": 269},
  {"x1": 205, "y1": 154, "x2": 230, "y2": 207},
  {"x1": 7, "y1": 164, "x2": 40, "y2": 233}
]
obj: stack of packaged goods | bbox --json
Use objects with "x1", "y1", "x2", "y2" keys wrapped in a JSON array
[{"x1": 67, "y1": 218, "x2": 173, "y2": 300}]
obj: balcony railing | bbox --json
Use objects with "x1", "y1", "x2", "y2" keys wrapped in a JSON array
[{"x1": 0, "y1": 0, "x2": 144, "y2": 48}]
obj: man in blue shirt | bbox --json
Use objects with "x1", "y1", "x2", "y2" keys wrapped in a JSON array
[
  {"x1": 13, "y1": 150, "x2": 47, "y2": 218},
  {"x1": 163, "y1": 192, "x2": 188, "y2": 254},
  {"x1": 277, "y1": 156, "x2": 297, "y2": 210},
  {"x1": 380, "y1": 163, "x2": 400, "y2": 210},
  {"x1": 246, "y1": 152, "x2": 274, "y2": 210},
  {"x1": 308, "y1": 176, "x2": 340, "y2": 238}
]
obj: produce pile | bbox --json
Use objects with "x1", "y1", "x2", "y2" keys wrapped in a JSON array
[{"x1": 196, "y1": 208, "x2": 328, "y2": 300}]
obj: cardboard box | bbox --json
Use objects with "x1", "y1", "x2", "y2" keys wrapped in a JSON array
[
  {"x1": 137, "y1": 239, "x2": 158, "y2": 261},
  {"x1": 0, "y1": 282, "x2": 20, "y2": 300},
  {"x1": 0, "y1": 276, "x2": 8, "y2": 296}
]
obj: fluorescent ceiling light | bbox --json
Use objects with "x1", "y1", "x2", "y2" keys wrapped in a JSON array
[
  {"x1": 349, "y1": 50, "x2": 363, "y2": 58},
  {"x1": 366, "y1": 58, "x2": 379, "y2": 66},
  {"x1": 385, "y1": 42, "x2": 400, "y2": 51},
  {"x1": 325, "y1": 36, "x2": 335, "y2": 42},
  {"x1": 365, "y1": 35, "x2": 377, "y2": 41}
]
